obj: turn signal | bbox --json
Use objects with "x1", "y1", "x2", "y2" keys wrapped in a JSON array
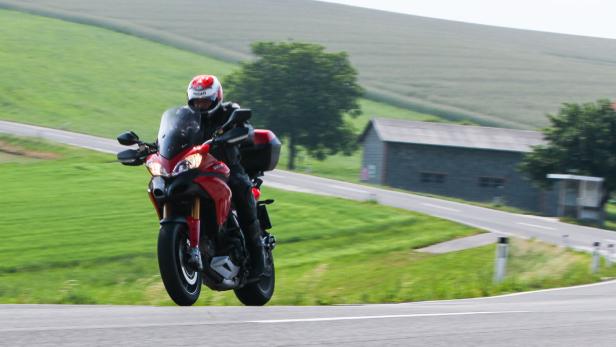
[{"x1": 146, "y1": 158, "x2": 169, "y2": 177}]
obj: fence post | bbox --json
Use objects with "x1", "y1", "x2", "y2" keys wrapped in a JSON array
[
  {"x1": 494, "y1": 237, "x2": 509, "y2": 283},
  {"x1": 591, "y1": 242, "x2": 601, "y2": 274}
]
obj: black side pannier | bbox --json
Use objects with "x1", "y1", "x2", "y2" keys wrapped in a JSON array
[{"x1": 240, "y1": 129, "x2": 281, "y2": 176}]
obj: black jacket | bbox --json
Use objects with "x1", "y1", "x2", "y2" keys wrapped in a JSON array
[{"x1": 199, "y1": 102, "x2": 253, "y2": 166}]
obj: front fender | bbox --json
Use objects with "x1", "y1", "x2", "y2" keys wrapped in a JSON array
[{"x1": 159, "y1": 217, "x2": 200, "y2": 248}]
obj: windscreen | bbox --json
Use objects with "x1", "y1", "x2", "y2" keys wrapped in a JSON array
[{"x1": 157, "y1": 107, "x2": 202, "y2": 159}]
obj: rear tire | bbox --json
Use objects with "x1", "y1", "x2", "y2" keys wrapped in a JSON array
[
  {"x1": 158, "y1": 223, "x2": 201, "y2": 306},
  {"x1": 234, "y1": 248, "x2": 275, "y2": 306}
]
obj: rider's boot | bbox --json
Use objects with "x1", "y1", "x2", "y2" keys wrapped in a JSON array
[{"x1": 244, "y1": 220, "x2": 266, "y2": 279}]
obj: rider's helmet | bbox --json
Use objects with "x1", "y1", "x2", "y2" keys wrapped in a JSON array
[{"x1": 187, "y1": 75, "x2": 224, "y2": 116}]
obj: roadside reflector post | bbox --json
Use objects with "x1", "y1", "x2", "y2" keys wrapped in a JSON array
[
  {"x1": 493, "y1": 237, "x2": 509, "y2": 283},
  {"x1": 607, "y1": 244, "x2": 614, "y2": 267},
  {"x1": 591, "y1": 242, "x2": 601, "y2": 274}
]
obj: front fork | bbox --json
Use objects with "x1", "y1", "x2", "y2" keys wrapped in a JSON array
[
  {"x1": 162, "y1": 197, "x2": 201, "y2": 248},
  {"x1": 164, "y1": 198, "x2": 203, "y2": 270},
  {"x1": 187, "y1": 197, "x2": 200, "y2": 248}
]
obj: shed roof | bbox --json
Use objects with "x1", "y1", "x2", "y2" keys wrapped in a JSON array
[
  {"x1": 360, "y1": 118, "x2": 545, "y2": 152},
  {"x1": 547, "y1": 174, "x2": 604, "y2": 182}
]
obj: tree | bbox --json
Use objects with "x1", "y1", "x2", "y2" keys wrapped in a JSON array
[
  {"x1": 224, "y1": 41, "x2": 363, "y2": 170},
  {"x1": 519, "y1": 99, "x2": 616, "y2": 210}
]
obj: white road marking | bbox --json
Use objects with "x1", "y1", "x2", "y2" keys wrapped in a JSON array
[
  {"x1": 0, "y1": 311, "x2": 529, "y2": 332},
  {"x1": 249, "y1": 311, "x2": 529, "y2": 324},
  {"x1": 421, "y1": 203, "x2": 460, "y2": 212},
  {"x1": 458, "y1": 278, "x2": 616, "y2": 300},
  {"x1": 517, "y1": 222, "x2": 556, "y2": 231},
  {"x1": 400, "y1": 279, "x2": 616, "y2": 304}
]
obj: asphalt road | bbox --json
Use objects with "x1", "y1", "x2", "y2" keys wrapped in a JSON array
[
  {"x1": 2, "y1": 120, "x2": 615, "y2": 254},
  {"x1": 1, "y1": 280, "x2": 616, "y2": 346}
]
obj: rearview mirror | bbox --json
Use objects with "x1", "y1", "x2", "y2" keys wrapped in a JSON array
[
  {"x1": 220, "y1": 109, "x2": 252, "y2": 131},
  {"x1": 117, "y1": 131, "x2": 141, "y2": 146},
  {"x1": 231, "y1": 109, "x2": 252, "y2": 123}
]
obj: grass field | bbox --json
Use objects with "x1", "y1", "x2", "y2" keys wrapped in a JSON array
[
  {"x1": 0, "y1": 8, "x2": 439, "y2": 142},
  {"x1": 0, "y1": 8, "x2": 441, "y2": 182},
  {"x1": 608, "y1": 204, "x2": 616, "y2": 230},
  {"x1": 1, "y1": 135, "x2": 615, "y2": 305},
  {"x1": 3, "y1": 0, "x2": 616, "y2": 128}
]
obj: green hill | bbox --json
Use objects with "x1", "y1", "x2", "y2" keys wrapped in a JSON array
[
  {"x1": 3, "y1": 0, "x2": 616, "y2": 128},
  {"x1": 0, "y1": 9, "x2": 437, "y2": 141}
]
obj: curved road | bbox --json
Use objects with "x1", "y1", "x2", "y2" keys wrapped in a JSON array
[
  {"x1": 2, "y1": 120, "x2": 615, "y2": 253},
  {"x1": 2, "y1": 281, "x2": 616, "y2": 346}
]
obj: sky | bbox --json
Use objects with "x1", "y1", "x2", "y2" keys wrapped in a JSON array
[{"x1": 316, "y1": 0, "x2": 616, "y2": 40}]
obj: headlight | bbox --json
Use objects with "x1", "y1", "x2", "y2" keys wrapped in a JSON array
[
  {"x1": 172, "y1": 153, "x2": 203, "y2": 176},
  {"x1": 146, "y1": 159, "x2": 169, "y2": 177}
]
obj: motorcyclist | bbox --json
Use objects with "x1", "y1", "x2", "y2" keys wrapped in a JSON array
[{"x1": 186, "y1": 74, "x2": 266, "y2": 278}]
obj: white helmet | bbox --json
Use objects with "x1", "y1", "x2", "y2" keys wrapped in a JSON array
[{"x1": 187, "y1": 75, "x2": 223, "y2": 114}]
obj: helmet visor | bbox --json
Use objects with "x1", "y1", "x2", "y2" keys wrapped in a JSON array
[{"x1": 191, "y1": 98, "x2": 214, "y2": 112}]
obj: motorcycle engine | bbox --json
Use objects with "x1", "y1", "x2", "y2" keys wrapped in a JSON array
[{"x1": 201, "y1": 222, "x2": 247, "y2": 291}]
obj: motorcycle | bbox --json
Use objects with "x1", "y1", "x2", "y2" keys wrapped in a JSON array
[{"x1": 116, "y1": 107, "x2": 281, "y2": 306}]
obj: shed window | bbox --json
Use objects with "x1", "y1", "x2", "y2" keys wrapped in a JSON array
[
  {"x1": 421, "y1": 172, "x2": 446, "y2": 183},
  {"x1": 479, "y1": 177, "x2": 505, "y2": 188}
]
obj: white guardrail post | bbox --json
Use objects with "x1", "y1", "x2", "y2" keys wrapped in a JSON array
[
  {"x1": 591, "y1": 242, "x2": 601, "y2": 274},
  {"x1": 493, "y1": 237, "x2": 509, "y2": 283}
]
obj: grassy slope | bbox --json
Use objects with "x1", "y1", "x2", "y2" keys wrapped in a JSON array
[
  {"x1": 2, "y1": 136, "x2": 613, "y2": 305},
  {"x1": 0, "y1": 9, "x2": 234, "y2": 140},
  {"x1": 0, "y1": 9, "x2": 439, "y2": 181},
  {"x1": 0, "y1": 9, "x2": 437, "y2": 141},
  {"x1": 3, "y1": 0, "x2": 616, "y2": 128}
]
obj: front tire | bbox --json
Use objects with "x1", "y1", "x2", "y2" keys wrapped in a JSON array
[
  {"x1": 158, "y1": 223, "x2": 201, "y2": 306},
  {"x1": 234, "y1": 248, "x2": 275, "y2": 306}
]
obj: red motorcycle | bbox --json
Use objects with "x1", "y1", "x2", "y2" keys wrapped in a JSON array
[{"x1": 117, "y1": 107, "x2": 280, "y2": 306}]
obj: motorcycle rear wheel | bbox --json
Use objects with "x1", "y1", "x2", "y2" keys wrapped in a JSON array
[
  {"x1": 234, "y1": 248, "x2": 275, "y2": 306},
  {"x1": 158, "y1": 223, "x2": 202, "y2": 306}
]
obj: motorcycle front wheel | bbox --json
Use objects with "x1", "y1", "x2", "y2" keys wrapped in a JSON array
[{"x1": 157, "y1": 223, "x2": 202, "y2": 306}]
